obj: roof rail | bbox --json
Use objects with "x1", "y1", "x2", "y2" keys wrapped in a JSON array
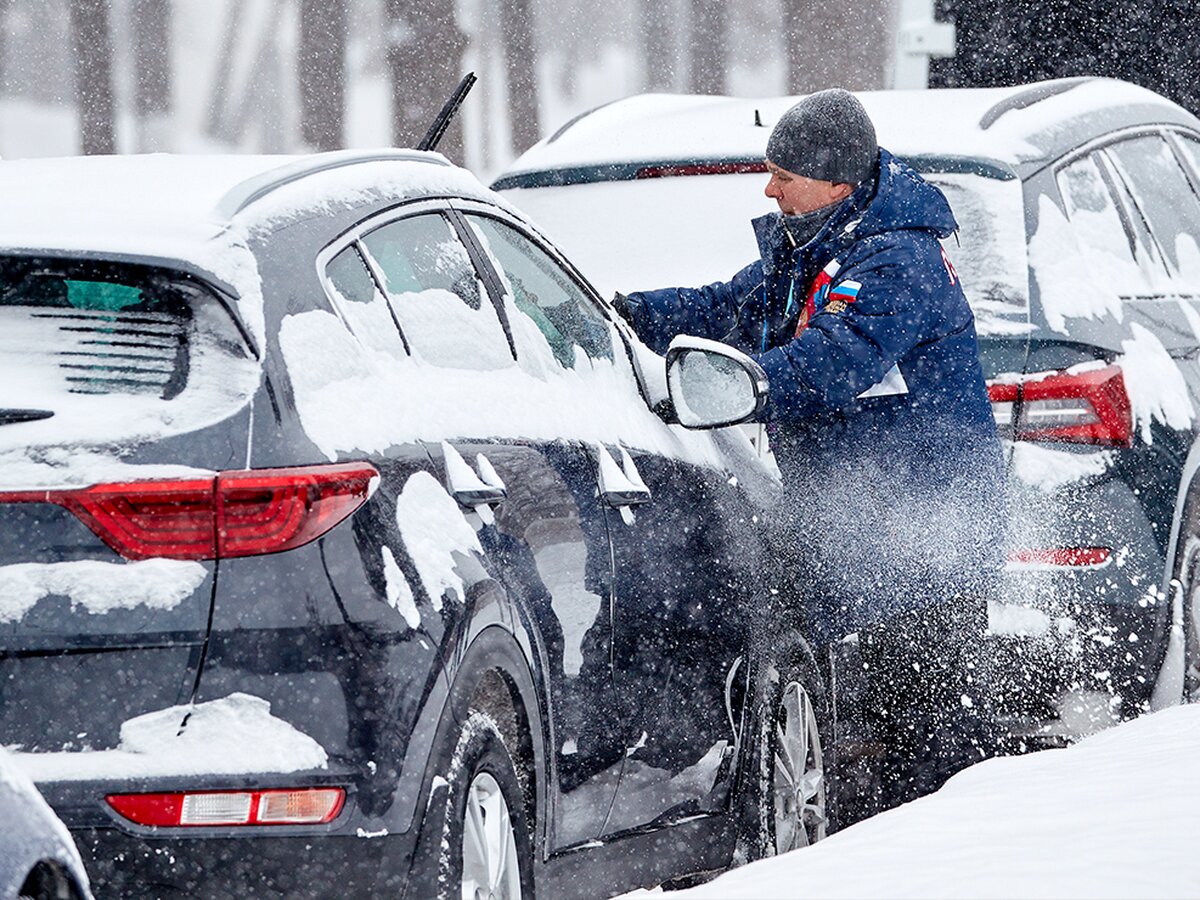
[
  {"x1": 215, "y1": 149, "x2": 450, "y2": 219},
  {"x1": 979, "y1": 77, "x2": 1096, "y2": 130}
]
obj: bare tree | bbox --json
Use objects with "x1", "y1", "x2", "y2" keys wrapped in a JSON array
[
  {"x1": 131, "y1": 0, "x2": 171, "y2": 151},
  {"x1": 500, "y1": 0, "x2": 539, "y2": 153},
  {"x1": 70, "y1": 0, "x2": 116, "y2": 154},
  {"x1": 0, "y1": 0, "x2": 11, "y2": 91},
  {"x1": 640, "y1": 0, "x2": 673, "y2": 91},
  {"x1": 688, "y1": 0, "x2": 726, "y2": 95},
  {"x1": 299, "y1": 0, "x2": 348, "y2": 151},
  {"x1": 385, "y1": 0, "x2": 469, "y2": 160},
  {"x1": 782, "y1": 0, "x2": 896, "y2": 93}
]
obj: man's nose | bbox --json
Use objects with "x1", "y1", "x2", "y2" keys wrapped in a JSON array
[{"x1": 764, "y1": 178, "x2": 778, "y2": 198}]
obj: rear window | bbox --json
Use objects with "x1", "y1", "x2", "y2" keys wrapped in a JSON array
[
  {"x1": 0, "y1": 257, "x2": 257, "y2": 439},
  {"x1": 922, "y1": 172, "x2": 1030, "y2": 335}
]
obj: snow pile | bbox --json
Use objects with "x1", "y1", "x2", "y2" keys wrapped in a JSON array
[
  {"x1": 1010, "y1": 442, "x2": 1115, "y2": 493},
  {"x1": 394, "y1": 470, "x2": 483, "y2": 612},
  {"x1": 0, "y1": 558, "x2": 208, "y2": 623},
  {"x1": 622, "y1": 704, "x2": 1200, "y2": 899},
  {"x1": 11, "y1": 693, "x2": 328, "y2": 783},
  {"x1": 1119, "y1": 323, "x2": 1195, "y2": 443}
]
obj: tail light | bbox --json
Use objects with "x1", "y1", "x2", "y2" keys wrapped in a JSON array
[
  {"x1": 106, "y1": 787, "x2": 345, "y2": 827},
  {"x1": 1007, "y1": 547, "x2": 1112, "y2": 569},
  {"x1": 635, "y1": 160, "x2": 768, "y2": 179},
  {"x1": 0, "y1": 462, "x2": 377, "y2": 560},
  {"x1": 987, "y1": 364, "x2": 1132, "y2": 446}
]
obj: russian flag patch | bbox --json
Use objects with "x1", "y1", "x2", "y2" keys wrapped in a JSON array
[{"x1": 828, "y1": 280, "x2": 862, "y2": 304}]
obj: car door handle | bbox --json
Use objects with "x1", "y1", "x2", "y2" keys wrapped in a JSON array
[
  {"x1": 452, "y1": 483, "x2": 507, "y2": 506},
  {"x1": 597, "y1": 445, "x2": 651, "y2": 508},
  {"x1": 442, "y1": 442, "x2": 507, "y2": 509}
]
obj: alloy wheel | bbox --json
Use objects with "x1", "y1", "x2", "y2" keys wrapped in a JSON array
[
  {"x1": 771, "y1": 680, "x2": 826, "y2": 853},
  {"x1": 461, "y1": 771, "x2": 522, "y2": 900}
]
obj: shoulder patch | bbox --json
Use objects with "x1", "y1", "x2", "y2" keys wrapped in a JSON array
[{"x1": 828, "y1": 280, "x2": 862, "y2": 304}]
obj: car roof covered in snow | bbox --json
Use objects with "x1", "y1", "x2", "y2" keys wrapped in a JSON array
[
  {"x1": 0, "y1": 149, "x2": 495, "y2": 260},
  {"x1": 496, "y1": 78, "x2": 1200, "y2": 189},
  {"x1": 0, "y1": 149, "x2": 505, "y2": 348}
]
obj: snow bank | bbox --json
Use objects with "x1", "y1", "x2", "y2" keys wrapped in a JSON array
[
  {"x1": 621, "y1": 704, "x2": 1200, "y2": 899},
  {"x1": 11, "y1": 693, "x2": 327, "y2": 782}
]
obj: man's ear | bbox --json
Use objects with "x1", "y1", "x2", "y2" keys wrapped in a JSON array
[{"x1": 831, "y1": 182, "x2": 855, "y2": 202}]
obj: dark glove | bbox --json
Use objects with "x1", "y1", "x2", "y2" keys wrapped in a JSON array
[{"x1": 611, "y1": 291, "x2": 638, "y2": 328}]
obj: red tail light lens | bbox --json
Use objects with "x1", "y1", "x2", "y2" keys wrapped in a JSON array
[
  {"x1": 1007, "y1": 547, "x2": 1112, "y2": 569},
  {"x1": 106, "y1": 787, "x2": 345, "y2": 827},
  {"x1": 635, "y1": 160, "x2": 768, "y2": 178},
  {"x1": 988, "y1": 365, "x2": 1132, "y2": 446},
  {"x1": 0, "y1": 462, "x2": 377, "y2": 560},
  {"x1": 217, "y1": 465, "x2": 376, "y2": 558}
]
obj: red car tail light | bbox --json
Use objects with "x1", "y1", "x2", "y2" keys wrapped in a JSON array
[
  {"x1": 106, "y1": 787, "x2": 345, "y2": 827},
  {"x1": 987, "y1": 365, "x2": 1132, "y2": 446},
  {"x1": 0, "y1": 462, "x2": 377, "y2": 560},
  {"x1": 216, "y1": 465, "x2": 376, "y2": 558},
  {"x1": 635, "y1": 160, "x2": 768, "y2": 179},
  {"x1": 1007, "y1": 547, "x2": 1112, "y2": 569}
]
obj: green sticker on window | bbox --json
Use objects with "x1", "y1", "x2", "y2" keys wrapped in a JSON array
[{"x1": 64, "y1": 279, "x2": 143, "y2": 311}]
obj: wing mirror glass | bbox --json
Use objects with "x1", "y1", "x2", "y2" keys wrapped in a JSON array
[{"x1": 665, "y1": 336, "x2": 769, "y2": 429}]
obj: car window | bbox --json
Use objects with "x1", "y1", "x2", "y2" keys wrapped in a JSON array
[
  {"x1": 324, "y1": 244, "x2": 407, "y2": 358},
  {"x1": 1105, "y1": 135, "x2": 1200, "y2": 279},
  {"x1": 1176, "y1": 134, "x2": 1200, "y2": 185},
  {"x1": 464, "y1": 214, "x2": 614, "y2": 371},
  {"x1": 360, "y1": 214, "x2": 513, "y2": 371},
  {"x1": 1055, "y1": 153, "x2": 1153, "y2": 290}
]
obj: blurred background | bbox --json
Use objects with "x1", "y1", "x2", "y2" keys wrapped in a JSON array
[{"x1": 0, "y1": 0, "x2": 1195, "y2": 180}]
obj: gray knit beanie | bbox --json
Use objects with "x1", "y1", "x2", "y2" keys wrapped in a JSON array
[{"x1": 766, "y1": 89, "x2": 878, "y2": 185}]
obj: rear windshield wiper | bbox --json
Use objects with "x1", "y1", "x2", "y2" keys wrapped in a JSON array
[{"x1": 0, "y1": 409, "x2": 54, "y2": 425}]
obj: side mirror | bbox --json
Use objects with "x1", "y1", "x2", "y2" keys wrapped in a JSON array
[{"x1": 665, "y1": 336, "x2": 769, "y2": 429}]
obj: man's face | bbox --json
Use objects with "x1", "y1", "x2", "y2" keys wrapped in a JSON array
[{"x1": 764, "y1": 161, "x2": 854, "y2": 215}]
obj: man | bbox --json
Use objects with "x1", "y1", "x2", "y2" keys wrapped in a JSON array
[{"x1": 613, "y1": 89, "x2": 1005, "y2": 813}]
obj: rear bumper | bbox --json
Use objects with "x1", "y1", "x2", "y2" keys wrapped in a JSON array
[
  {"x1": 73, "y1": 827, "x2": 401, "y2": 899},
  {"x1": 37, "y1": 774, "x2": 419, "y2": 898}
]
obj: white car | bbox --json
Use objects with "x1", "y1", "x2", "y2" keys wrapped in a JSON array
[{"x1": 0, "y1": 749, "x2": 92, "y2": 900}]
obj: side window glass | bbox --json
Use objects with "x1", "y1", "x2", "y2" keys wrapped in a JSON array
[
  {"x1": 1105, "y1": 135, "x2": 1200, "y2": 278},
  {"x1": 325, "y1": 244, "x2": 407, "y2": 358},
  {"x1": 465, "y1": 215, "x2": 614, "y2": 371},
  {"x1": 1055, "y1": 153, "x2": 1153, "y2": 291},
  {"x1": 361, "y1": 214, "x2": 513, "y2": 371},
  {"x1": 1177, "y1": 134, "x2": 1200, "y2": 184}
]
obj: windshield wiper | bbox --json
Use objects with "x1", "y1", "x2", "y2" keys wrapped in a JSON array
[{"x1": 0, "y1": 409, "x2": 54, "y2": 425}]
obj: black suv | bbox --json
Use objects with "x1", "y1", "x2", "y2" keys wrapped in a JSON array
[{"x1": 0, "y1": 150, "x2": 822, "y2": 897}]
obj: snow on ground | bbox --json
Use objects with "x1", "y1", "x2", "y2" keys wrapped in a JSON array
[{"x1": 620, "y1": 704, "x2": 1200, "y2": 899}]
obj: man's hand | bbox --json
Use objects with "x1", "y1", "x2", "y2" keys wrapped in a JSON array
[{"x1": 611, "y1": 292, "x2": 638, "y2": 328}]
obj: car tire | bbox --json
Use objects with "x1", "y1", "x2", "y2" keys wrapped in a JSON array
[
  {"x1": 429, "y1": 710, "x2": 535, "y2": 900},
  {"x1": 738, "y1": 658, "x2": 829, "y2": 861}
]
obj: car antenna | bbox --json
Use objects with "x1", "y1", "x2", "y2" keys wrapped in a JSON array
[
  {"x1": 417, "y1": 72, "x2": 478, "y2": 153},
  {"x1": 754, "y1": 109, "x2": 764, "y2": 127}
]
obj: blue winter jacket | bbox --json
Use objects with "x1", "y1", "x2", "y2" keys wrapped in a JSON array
[{"x1": 623, "y1": 150, "x2": 1006, "y2": 642}]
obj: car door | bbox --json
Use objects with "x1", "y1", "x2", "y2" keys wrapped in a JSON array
[
  {"x1": 457, "y1": 206, "x2": 763, "y2": 836},
  {"x1": 354, "y1": 206, "x2": 627, "y2": 850}
]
